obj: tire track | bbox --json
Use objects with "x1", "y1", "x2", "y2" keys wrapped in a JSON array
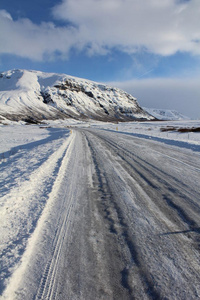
[
  {"x1": 34, "y1": 131, "x2": 86, "y2": 300},
  {"x1": 88, "y1": 130, "x2": 200, "y2": 232},
  {"x1": 2, "y1": 128, "x2": 200, "y2": 300},
  {"x1": 1, "y1": 131, "x2": 76, "y2": 300},
  {"x1": 0, "y1": 131, "x2": 73, "y2": 296},
  {"x1": 84, "y1": 129, "x2": 200, "y2": 299},
  {"x1": 85, "y1": 132, "x2": 162, "y2": 300}
]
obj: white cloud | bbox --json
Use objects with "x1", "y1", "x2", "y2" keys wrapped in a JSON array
[
  {"x1": 0, "y1": 9, "x2": 13, "y2": 21},
  {"x1": 109, "y1": 78, "x2": 200, "y2": 119},
  {"x1": 0, "y1": 0, "x2": 200, "y2": 61},
  {"x1": 53, "y1": 0, "x2": 200, "y2": 56},
  {"x1": 0, "y1": 10, "x2": 79, "y2": 60}
]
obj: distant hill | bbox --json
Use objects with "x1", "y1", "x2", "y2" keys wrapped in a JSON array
[
  {"x1": 143, "y1": 107, "x2": 190, "y2": 121},
  {"x1": 0, "y1": 69, "x2": 154, "y2": 123}
]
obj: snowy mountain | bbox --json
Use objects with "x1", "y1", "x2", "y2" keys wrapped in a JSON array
[
  {"x1": 143, "y1": 107, "x2": 190, "y2": 121},
  {"x1": 0, "y1": 69, "x2": 154, "y2": 123}
]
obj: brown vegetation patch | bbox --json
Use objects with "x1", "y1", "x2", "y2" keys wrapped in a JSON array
[
  {"x1": 160, "y1": 126, "x2": 177, "y2": 132},
  {"x1": 160, "y1": 126, "x2": 200, "y2": 133}
]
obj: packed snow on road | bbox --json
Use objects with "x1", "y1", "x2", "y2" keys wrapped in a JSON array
[{"x1": 0, "y1": 119, "x2": 200, "y2": 299}]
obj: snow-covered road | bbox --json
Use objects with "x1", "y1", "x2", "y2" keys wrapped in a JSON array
[{"x1": 1, "y1": 127, "x2": 200, "y2": 299}]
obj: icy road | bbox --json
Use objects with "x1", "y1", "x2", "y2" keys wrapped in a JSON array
[{"x1": 1, "y1": 127, "x2": 200, "y2": 299}]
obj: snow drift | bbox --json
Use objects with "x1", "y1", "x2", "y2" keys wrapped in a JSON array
[{"x1": 0, "y1": 69, "x2": 154, "y2": 123}]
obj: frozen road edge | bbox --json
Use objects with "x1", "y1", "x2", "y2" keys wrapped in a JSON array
[{"x1": 1, "y1": 130, "x2": 75, "y2": 300}]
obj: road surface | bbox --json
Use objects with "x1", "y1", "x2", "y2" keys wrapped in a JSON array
[{"x1": 1, "y1": 128, "x2": 200, "y2": 300}]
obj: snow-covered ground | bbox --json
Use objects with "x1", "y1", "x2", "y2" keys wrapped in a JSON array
[
  {"x1": 0, "y1": 124, "x2": 49, "y2": 154},
  {"x1": 91, "y1": 119, "x2": 200, "y2": 146},
  {"x1": 0, "y1": 119, "x2": 200, "y2": 299},
  {"x1": 0, "y1": 124, "x2": 72, "y2": 297}
]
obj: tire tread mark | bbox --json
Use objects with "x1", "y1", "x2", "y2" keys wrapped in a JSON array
[{"x1": 85, "y1": 133, "x2": 162, "y2": 300}]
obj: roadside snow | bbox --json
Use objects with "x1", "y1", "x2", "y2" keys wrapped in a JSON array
[
  {"x1": 91, "y1": 120, "x2": 200, "y2": 146},
  {"x1": 0, "y1": 124, "x2": 71, "y2": 295},
  {"x1": 0, "y1": 124, "x2": 49, "y2": 154}
]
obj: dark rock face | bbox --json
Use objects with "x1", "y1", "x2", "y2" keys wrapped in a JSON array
[
  {"x1": 85, "y1": 91, "x2": 94, "y2": 98},
  {"x1": 55, "y1": 79, "x2": 95, "y2": 99},
  {"x1": 41, "y1": 92, "x2": 54, "y2": 104}
]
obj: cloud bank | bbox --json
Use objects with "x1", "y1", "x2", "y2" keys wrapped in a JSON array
[
  {"x1": 0, "y1": 10, "x2": 79, "y2": 60},
  {"x1": 110, "y1": 78, "x2": 200, "y2": 119},
  {"x1": 0, "y1": 0, "x2": 200, "y2": 60}
]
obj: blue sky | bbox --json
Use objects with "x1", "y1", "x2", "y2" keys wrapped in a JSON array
[{"x1": 0, "y1": 0, "x2": 200, "y2": 118}]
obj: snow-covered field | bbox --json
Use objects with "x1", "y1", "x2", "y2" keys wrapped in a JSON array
[
  {"x1": 91, "y1": 119, "x2": 200, "y2": 146},
  {"x1": 0, "y1": 119, "x2": 200, "y2": 299},
  {"x1": 0, "y1": 124, "x2": 49, "y2": 154}
]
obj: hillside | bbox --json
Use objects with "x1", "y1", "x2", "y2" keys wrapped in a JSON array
[{"x1": 0, "y1": 70, "x2": 154, "y2": 123}]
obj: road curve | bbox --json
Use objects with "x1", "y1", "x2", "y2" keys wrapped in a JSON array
[{"x1": 4, "y1": 128, "x2": 200, "y2": 300}]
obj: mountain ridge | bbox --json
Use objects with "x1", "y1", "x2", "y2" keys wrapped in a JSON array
[{"x1": 0, "y1": 69, "x2": 154, "y2": 123}]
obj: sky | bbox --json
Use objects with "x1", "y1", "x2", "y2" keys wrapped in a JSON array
[{"x1": 0, "y1": 0, "x2": 200, "y2": 118}]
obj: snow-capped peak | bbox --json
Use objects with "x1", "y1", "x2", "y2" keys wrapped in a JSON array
[
  {"x1": 143, "y1": 107, "x2": 190, "y2": 121},
  {"x1": 0, "y1": 69, "x2": 154, "y2": 123}
]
